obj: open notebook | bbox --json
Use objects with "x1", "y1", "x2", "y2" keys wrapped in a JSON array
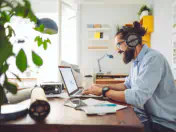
[{"x1": 64, "y1": 98, "x2": 127, "y2": 115}]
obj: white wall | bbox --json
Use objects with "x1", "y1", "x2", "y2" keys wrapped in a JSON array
[
  {"x1": 76, "y1": 0, "x2": 149, "y2": 5},
  {"x1": 29, "y1": 0, "x2": 59, "y2": 13},
  {"x1": 80, "y1": 4, "x2": 141, "y2": 75},
  {"x1": 151, "y1": 0, "x2": 172, "y2": 66}
]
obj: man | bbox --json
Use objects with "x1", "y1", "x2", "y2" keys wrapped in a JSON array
[{"x1": 83, "y1": 21, "x2": 176, "y2": 132}]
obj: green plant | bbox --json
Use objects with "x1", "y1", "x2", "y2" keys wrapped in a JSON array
[
  {"x1": 173, "y1": 24, "x2": 176, "y2": 28},
  {"x1": 138, "y1": 5, "x2": 152, "y2": 16},
  {"x1": 0, "y1": 0, "x2": 52, "y2": 110},
  {"x1": 116, "y1": 24, "x2": 120, "y2": 32}
]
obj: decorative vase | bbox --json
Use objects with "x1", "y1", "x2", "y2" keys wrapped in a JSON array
[{"x1": 140, "y1": 10, "x2": 149, "y2": 20}]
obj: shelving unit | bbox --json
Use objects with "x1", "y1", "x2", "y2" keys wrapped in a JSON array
[
  {"x1": 87, "y1": 24, "x2": 111, "y2": 51},
  {"x1": 140, "y1": 15, "x2": 154, "y2": 48}
]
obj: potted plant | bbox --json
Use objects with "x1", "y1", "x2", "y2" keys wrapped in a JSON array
[
  {"x1": 138, "y1": 5, "x2": 152, "y2": 20},
  {"x1": 0, "y1": 0, "x2": 57, "y2": 112}
]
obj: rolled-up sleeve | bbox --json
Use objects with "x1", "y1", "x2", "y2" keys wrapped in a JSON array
[
  {"x1": 125, "y1": 56, "x2": 163, "y2": 109},
  {"x1": 124, "y1": 75, "x2": 131, "y2": 89}
]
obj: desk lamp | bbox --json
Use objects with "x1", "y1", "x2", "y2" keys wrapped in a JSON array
[{"x1": 97, "y1": 54, "x2": 114, "y2": 75}]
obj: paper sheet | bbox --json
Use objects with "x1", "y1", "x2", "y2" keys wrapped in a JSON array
[
  {"x1": 82, "y1": 98, "x2": 112, "y2": 106},
  {"x1": 80, "y1": 98, "x2": 127, "y2": 115},
  {"x1": 80, "y1": 105, "x2": 127, "y2": 115}
]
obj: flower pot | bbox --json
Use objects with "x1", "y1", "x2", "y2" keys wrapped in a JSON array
[{"x1": 140, "y1": 10, "x2": 149, "y2": 20}]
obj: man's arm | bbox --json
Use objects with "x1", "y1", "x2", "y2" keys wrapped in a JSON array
[
  {"x1": 95, "y1": 83, "x2": 127, "y2": 91},
  {"x1": 82, "y1": 85, "x2": 126, "y2": 103},
  {"x1": 106, "y1": 90, "x2": 126, "y2": 103},
  {"x1": 95, "y1": 73, "x2": 131, "y2": 91}
]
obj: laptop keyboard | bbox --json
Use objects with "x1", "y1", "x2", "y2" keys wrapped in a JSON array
[{"x1": 75, "y1": 89, "x2": 83, "y2": 95}]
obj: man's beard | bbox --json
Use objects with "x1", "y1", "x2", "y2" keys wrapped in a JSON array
[{"x1": 123, "y1": 48, "x2": 135, "y2": 64}]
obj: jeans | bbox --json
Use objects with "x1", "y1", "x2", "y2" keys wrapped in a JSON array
[{"x1": 134, "y1": 109, "x2": 175, "y2": 132}]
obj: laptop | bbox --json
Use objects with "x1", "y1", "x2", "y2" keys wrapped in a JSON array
[{"x1": 59, "y1": 66, "x2": 102, "y2": 98}]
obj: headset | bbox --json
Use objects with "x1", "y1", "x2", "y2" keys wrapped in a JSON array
[
  {"x1": 124, "y1": 32, "x2": 141, "y2": 48},
  {"x1": 121, "y1": 25, "x2": 142, "y2": 48},
  {"x1": 117, "y1": 26, "x2": 142, "y2": 54}
]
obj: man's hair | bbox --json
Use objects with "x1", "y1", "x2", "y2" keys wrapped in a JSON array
[{"x1": 115, "y1": 21, "x2": 147, "y2": 44}]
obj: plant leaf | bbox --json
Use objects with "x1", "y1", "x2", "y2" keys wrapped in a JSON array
[
  {"x1": 39, "y1": 24, "x2": 44, "y2": 32},
  {"x1": 4, "y1": 81, "x2": 17, "y2": 94},
  {"x1": 16, "y1": 49, "x2": 28, "y2": 72},
  {"x1": 34, "y1": 36, "x2": 42, "y2": 47},
  {"x1": 0, "y1": 40, "x2": 13, "y2": 67},
  {"x1": 13, "y1": 1, "x2": 37, "y2": 23},
  {"x1": 34, "y1": 24, "x2": 45, "y2": 33},
  {"x1": 6, "y1": 25, "x2": 16, "y2": 38},
  {"x1": 43, "y1": 41, "x2": 47, "y2": 50},
  {"x1": 11, "y1": 72, "x2": 21, "y2": 82},
  {"x1": 32, "y1": 51, "x2": 43, "y2": 66},
  {"x1": 34, "y1": 36, "x2": 40, "y2": 42},
  {"x1": 0, "y1": 11, "x2": 11, "y2": 24},
  {"x1": 1, "y1": 63, "x2": 9, "y2": 73},
  {"x1": 46, "y1": 38, "x2": 51, "y2": 44},
  {"x1": 0, "y1": 85, "x2": 4, "y2": 106}
]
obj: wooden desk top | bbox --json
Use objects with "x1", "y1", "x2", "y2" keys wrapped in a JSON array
[{"x1": 1, "y1": 98, "x2": 143, "y2": 132}]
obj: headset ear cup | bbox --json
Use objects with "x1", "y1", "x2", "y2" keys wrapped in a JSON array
[{"x1": 125, "y1": 33, "x2": 140, "y2": 48}]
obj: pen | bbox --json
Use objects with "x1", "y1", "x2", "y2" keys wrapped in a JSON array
[{"x1": 94, "y1": 104, "x2": 117, "y2": 107}]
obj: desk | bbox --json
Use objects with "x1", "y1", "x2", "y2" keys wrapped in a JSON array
[{"x1": 0, "y1": 98, "x2": 144, "y2": 132}]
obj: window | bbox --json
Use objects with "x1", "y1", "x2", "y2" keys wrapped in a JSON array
[
  {"x1": 61, "y1": 3, "x2": 78, "y2": 65},
  {"x1": 7, "y1": 13, "x2": 59, "y2": 82}
]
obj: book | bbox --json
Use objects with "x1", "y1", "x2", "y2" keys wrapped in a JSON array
[
  {"x1": 94, "y1": 32, "x2": 100, "y2": 39},
  {"x1": 94, "y1": 24, "x2": 101, "y2": 28},
  {"x1": 100, "y1": 32, "x2": 103, "y2": 38}
]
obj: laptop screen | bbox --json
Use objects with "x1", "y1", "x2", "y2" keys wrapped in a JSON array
[{"x1": 59, "y1": 67, "x2": 78, "y2": 94}]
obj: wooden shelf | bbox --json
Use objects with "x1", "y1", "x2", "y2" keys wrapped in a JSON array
[
  {"x1": 87, "y1": 28, "x2": 110, "y2": 31},
  {"x1": 8, "y1": 78, "x2": 37, "y2": 80},
  {"x1": 88, "y1": 39, "x2": 109, "y2": 41},
  {"x1": 88, "y1": 46, "x2": 108, "y2": 50},
  {"x1": 96, "y1": 74, "x2": 128, "y2": 79}
]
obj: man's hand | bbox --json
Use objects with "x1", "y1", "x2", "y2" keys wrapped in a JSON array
[{"x1": 82, "y1": 85, "x2": 102, "y2": 96}]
